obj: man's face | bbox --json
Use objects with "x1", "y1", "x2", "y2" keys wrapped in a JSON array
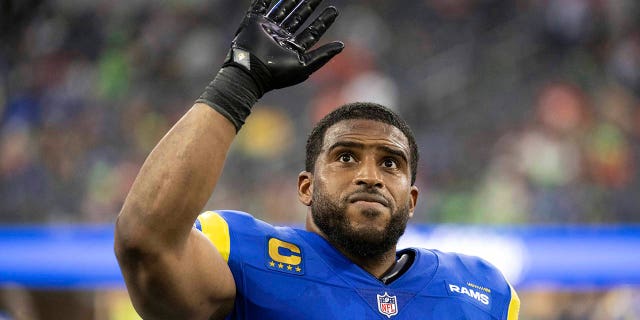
[{"x1": 299, "y1": 119, "x2": 419, "y2": 259}]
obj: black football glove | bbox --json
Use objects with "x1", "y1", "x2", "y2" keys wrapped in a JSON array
[{"x1": 197, "y1": 0, "x2": 344, "y2": 131}]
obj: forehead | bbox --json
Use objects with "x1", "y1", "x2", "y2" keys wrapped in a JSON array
[{"x1": 322, "y1": 119, "x2": 410, "y2": 152}]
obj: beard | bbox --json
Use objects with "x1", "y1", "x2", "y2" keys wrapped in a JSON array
[{"x1": 311, "y1": 184, "x2": 411, "y2": 261}]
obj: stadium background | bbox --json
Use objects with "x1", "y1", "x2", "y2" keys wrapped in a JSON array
[{"x1": 1, "y1": 0, "x2": 639, "y2": 318}]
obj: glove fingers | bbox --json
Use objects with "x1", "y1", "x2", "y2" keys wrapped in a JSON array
[
  {"x1": 267, "y1": 0, "x2": 301, "y2": 23},
  {"x1": 294, "y1": 6, "x2": 338, "y2": 50},
  {"x1": 281, "y1": 0, "x2": 322, "y2": 34},
  {"x1": 304, "y1": 41, "x2": 344, "y2": 74},
  {"x1": 249, "y1": 0, "x2": 272, "y2": 15}
]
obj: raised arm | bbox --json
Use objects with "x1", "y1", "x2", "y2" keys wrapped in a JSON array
[{"x1": 114, "y1": 0, "x2": 343, "y2": 318}]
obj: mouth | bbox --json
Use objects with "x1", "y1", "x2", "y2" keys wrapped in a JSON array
[{"x1": 348, "y1": 193, "x2": 389, "y2": 207}]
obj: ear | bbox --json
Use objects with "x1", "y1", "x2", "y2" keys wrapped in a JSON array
[
  {"x1": 297, "y1": 171, "x2": 313, "y2": 206},
  {"x1": 408, "y1": 185, "x2": 419, "y2": 219}
]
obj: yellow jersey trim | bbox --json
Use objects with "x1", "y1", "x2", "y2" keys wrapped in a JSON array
[
  {"x1": 197, "y1": 211, "x2": 231, "y2": 262},
  {"x1": 507, "y1": 283, "x2": 520, "y2": 320}
]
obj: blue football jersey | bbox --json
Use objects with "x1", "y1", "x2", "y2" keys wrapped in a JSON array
[{"x1": 195, "y1": 210, "x2": 520, "y2": 319}]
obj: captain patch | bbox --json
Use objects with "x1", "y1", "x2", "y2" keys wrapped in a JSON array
[{"x1": 265, "y1": 237, "x2": 304, "y2": 275}]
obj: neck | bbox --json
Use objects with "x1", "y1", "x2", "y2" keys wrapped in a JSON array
[
  {"x1": 305, "y1": 214, "x2": 398, "y2": 278},
  {"x1": 343, "y1": 248, "x2": 398, "y2": 278}
]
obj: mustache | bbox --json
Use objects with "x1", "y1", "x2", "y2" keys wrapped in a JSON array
[{"x1": 346, "y1": 188, "x2": 390, "y2": 207}]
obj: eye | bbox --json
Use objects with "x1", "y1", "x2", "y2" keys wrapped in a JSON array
[
  {"x1": 339, "y1": 153, "x2": 355, "y2": 163},
  {"x1": 382, "y1": 158, "x2": 397, "y2": 169}
]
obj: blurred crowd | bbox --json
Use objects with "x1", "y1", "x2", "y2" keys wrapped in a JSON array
[{"x1": 1, "y1": 0, "x2": 639, "y2": 226}]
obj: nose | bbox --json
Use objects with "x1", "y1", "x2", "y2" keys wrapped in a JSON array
[{"x1": 354, "y1": 158, "x2": 384, "y2": 188}]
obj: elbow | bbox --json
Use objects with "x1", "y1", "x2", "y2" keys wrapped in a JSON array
[
  {"x1": 114, "y1": 206, "x2": 151, "y2": 262},
  {"x1": 114, "y1": 203, "x2": 173, "y2": 263},
  {"x1": 114, "y1": 212, "x2": 138, "y2": 262}
]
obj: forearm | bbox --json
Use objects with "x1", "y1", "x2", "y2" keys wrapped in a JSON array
[{"x1": 117, "y1": 103, "x2": 235, "y2": 250}]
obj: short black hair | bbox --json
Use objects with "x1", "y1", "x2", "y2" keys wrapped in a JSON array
[{"x1": 305, "y1": 102, "x2": 419, "y2": 185}]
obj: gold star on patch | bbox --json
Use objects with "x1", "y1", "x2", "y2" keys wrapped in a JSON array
[
  {"x1": 295, "y1": 266, "x2": 302, "y2": 272},
  {"x1": 269, "y1": 261, "x2": 275, "y2": 267},
  {"x1": 278, "y1": 263, "x2": 284, "y2": 269},
  {"x1": 287, "y1": 265, "x2": 293, "y2": 271}
]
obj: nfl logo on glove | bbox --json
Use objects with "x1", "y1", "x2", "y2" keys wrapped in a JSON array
[{"x1": 377, "y1": 292, "x2": 398, "y2": 318}]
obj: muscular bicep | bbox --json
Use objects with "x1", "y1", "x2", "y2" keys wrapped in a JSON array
[{"x1": 116, "y1": 222, "x2": 236, "y2": 319}]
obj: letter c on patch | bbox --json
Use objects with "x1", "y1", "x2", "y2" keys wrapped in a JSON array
[{"x1": 268, "y1": 238, "x2": 302, "y2": 265}]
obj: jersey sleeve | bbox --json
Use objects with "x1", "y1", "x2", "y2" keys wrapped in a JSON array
[
  {"x1": 432, "y1": 249, "x2": 521, "y2": 320},
  {"x1": 464, "y1": 254, "x2": 520, "y2": 320},
  {"x1": 507, "y1": 282, "x2": 520, "y2": 320},
  {"x1": 194, "y1": 211, "x2": 231, "y2": 262}
]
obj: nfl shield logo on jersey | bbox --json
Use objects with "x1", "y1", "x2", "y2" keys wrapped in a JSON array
[{"x1": 377, "y1": 292, "x2": 398, "y2": 318}]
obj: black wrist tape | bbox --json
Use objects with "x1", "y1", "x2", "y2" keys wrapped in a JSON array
[{"x1": 196, "y1": 66, "x2": 263, "y2": 131}]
